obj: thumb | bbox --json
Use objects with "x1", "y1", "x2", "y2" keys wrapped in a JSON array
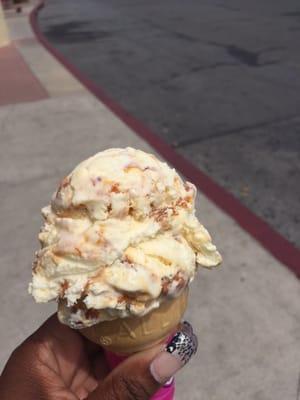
[{"x1": 87, "y1": 321, "x2": 197, "y2": 400}]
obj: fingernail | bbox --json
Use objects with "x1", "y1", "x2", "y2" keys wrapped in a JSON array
[
  {"x1": 181, "y1": 320, "x2": 193, "y2": 335},
  {"x1": 150, "y1": 322, "x2": 198, "y2": 384}
]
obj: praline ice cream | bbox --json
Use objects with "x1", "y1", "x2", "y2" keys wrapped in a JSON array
[{"x1": 29, "y1": 148, "x2": 221, "y2": 328}]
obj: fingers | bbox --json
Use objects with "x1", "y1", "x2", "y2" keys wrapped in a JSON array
[
  {"x1": 91, "y1": 351, "x2": 110, "y2": 380},
  {"x1": 87, "y1": 320, "x2": 197, "y2": 400}
]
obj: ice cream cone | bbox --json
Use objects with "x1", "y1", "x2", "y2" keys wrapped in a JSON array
[{"x1": 79, "y1": 288, "x2": 188, "y2": 354}]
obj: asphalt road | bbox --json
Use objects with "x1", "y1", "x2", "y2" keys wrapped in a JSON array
[{"x1": 39, "y1": 0, "x2": 300, "y2": 247}]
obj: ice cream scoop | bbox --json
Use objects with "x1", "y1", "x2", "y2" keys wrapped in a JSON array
[{"x1": 29, "y1": 147, "x2": 222, "y2": 329}]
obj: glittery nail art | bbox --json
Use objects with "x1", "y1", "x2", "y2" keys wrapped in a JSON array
[{"x1": 166, "y1": 329, "x2": 198, "y2": 365}]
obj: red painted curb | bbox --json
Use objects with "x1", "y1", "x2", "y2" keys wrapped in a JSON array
[{"x1": 30, "y1": 2, "x2": 300, "y2": 277}]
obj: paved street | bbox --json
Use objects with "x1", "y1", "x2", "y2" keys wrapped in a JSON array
[
  {"x1": 39, "y1": 0, "x2": 300, "y2": 247},
  {"x1": 0, "y1": 3, "x2": 299, "y2": 400}
]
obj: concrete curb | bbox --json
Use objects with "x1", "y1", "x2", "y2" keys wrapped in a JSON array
[
  {"x1": 30, "y1": 1, "x2": 300, "y2": 277},
  {"x1": 0, "y1": 2, "x2": 9, "y2": 47}
]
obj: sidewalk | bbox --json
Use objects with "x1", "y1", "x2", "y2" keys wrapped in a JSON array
[
  {"x1": 0, "y1": 1, "x2": 9, "y2": 47},
  {"x1": 0, "y1": 3, "x2": 299, "y2": 400}
]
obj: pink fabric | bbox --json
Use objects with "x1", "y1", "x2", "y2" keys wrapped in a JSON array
[{"x1": 105, "y1": 350, "x2": 175, "y2": 400}]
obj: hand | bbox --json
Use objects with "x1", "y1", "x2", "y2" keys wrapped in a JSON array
[{"x1": 0, "y1": 315, "x2": 197, "y2": 400}]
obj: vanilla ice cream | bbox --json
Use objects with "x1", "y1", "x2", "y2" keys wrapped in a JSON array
[{"x1": 29, "y1": 148, "x2": 221, "y2": 328}]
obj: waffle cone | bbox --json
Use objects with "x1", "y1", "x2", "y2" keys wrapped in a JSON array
[{"x1": 79, "y1": 289, "x2": 188, "y2": 354}]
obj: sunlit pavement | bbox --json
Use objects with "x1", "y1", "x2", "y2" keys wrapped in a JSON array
[{"x1": 0, "y1": 3, "x2": 299, "y2": 400}]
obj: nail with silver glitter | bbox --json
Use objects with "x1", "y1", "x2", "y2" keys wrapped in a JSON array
[{"x1": 150, "y1": 321, "x2": 198, "y2": 384}]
